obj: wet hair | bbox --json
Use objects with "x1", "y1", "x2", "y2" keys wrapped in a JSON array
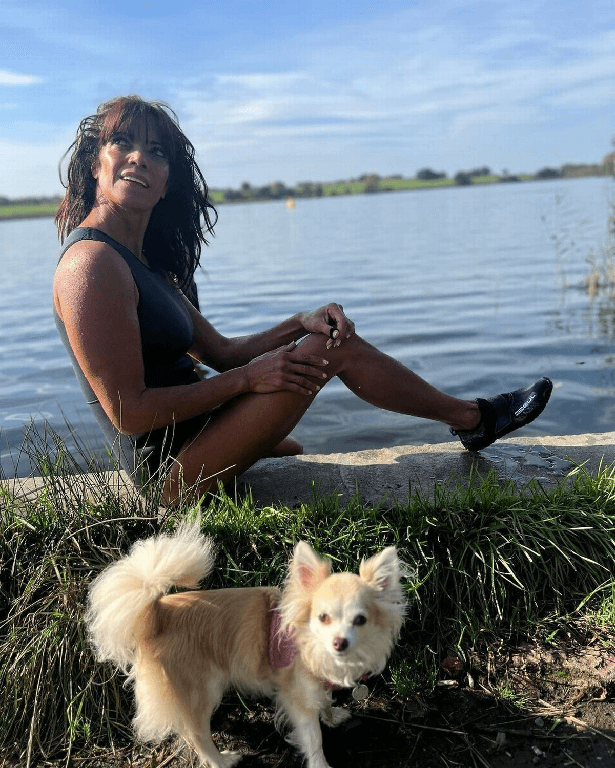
[{"x1": 56, "y1": 95, "x2": 217, "y2": 291}]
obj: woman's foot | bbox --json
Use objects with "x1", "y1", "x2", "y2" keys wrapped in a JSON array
[{"x1": 451, "y1": 377, "x2": 553, "y2": 451}]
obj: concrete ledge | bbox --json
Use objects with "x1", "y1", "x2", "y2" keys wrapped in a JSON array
[
  {"x1": 3, "y1": 432, "x2": 613, "y2": 509},
  {"x1": 238, "y1": 432, "x2": 615, "y2": 507}
]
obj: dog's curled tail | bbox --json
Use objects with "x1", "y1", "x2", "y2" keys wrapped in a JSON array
[{"x1": 85, "y1": 522, "x2": 215, "y2": 672}]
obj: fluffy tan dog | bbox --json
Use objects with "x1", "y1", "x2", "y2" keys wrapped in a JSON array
[{"x1": 86, "y1": 524, "x2": 405, "y2": 768}]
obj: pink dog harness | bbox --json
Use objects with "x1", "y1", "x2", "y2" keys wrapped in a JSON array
[{"x1": 268, "y1": 608, "x2": 297, "y2": 669}]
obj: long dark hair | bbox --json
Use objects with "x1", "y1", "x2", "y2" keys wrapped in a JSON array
[{"x1": 56, "y1": 95, "x2": 217, "y2": 291}]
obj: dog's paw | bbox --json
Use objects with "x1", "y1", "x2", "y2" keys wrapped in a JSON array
[
  {"x1": 305, "y1": 758, "x2": 333, "y2": 768},
  {"x1": 217, "y1": 750, "x2": 243, "y2": 768},
  {"x1": 320, "y1": 705, "x2": 352, "y2": 727}
]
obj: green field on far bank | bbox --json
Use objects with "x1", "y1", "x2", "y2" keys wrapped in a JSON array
[
  {"x1": 0, "y1": 170, "x2": 600, "y2": 221},
  {"x1": 0, "y1": 202, "x2": 61, "y2": 220}
]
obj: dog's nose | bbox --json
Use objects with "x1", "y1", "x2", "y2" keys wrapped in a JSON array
[{"x1": 333, "y1": 636, "x2": 348, "y2": 652}]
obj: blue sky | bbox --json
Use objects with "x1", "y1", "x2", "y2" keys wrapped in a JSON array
[{"x1": 1, "y1": 0, "x2": 614, "y2": 197}]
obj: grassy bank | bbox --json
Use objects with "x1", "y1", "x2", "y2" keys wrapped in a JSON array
[
  {"x1": 1, "y1": 426, "x2": 615, "y2": 765},
  {"x1": 0, "y1": 202, "x2": 60, "y2": 220}
]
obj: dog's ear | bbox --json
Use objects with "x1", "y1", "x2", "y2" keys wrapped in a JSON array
[
  {"x1": 359, "y1": 547, "x2": 401, "y2": 596},
  {"x1": 290, "y1": 541, "x2": 331, "y2": 591}
]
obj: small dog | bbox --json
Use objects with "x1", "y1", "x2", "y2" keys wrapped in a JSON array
[{"x1": 86, "y1": 524, "x2": 405, "y2": 768}]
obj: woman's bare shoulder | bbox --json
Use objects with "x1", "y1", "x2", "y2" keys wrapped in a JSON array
[
  {"x1": 56, "y1": 239, "x2": 133, "y2": 280},
  {"x1": 54, "y1": 240, "x2": 138, "y2": 317}
]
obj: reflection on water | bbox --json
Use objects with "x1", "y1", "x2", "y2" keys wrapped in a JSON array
[
  {"x1": 589, "y1": 293, "x2": 615, "y2": 339},
  {"x1": 0, "y1": 177, "x2": 614, "y2": 476}
]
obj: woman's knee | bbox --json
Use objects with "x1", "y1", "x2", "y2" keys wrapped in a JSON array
[{"x1": 295, "y1": 330, "x2": 365, "y2": 372}]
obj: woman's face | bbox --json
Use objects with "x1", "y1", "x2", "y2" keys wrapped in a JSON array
[{"x1": 92, "y1": 118, "x2": 170, "y2": 213}]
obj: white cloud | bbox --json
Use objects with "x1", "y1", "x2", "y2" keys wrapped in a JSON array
[
  {"x1": 549, "y1": 82, "x2": 615, "y2": 109},
  {"x1": 177, "y1": 18, "x2": 615, "y2": 144},
  {"x1": 217, "y1": 72, "x2": 308, "y2": 91},
  {"x1": 449, "y1": 104, "x2": 543, "y2": 135},
  {"x1": 0, "y1": 69, "x2": 41, "y2": 86}
]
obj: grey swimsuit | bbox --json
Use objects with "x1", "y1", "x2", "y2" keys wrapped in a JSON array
[{"x1": 54, "y1": 227, "x2": 210, "y2": 485}]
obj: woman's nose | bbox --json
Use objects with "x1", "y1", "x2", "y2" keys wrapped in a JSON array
[{"x1": 128, "y1": 147, "x2": 147, "y2": 167}]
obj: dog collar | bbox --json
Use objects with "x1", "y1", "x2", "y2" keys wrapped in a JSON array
[{"x1": 325, "y1": 672, "x2": 372, "y2": 698}]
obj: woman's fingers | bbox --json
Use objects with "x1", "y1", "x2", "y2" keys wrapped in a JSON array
[
  {"x1": 247, "y1": 346, "x2": 330, "y2": 395},
  {"x1": 324, "y1": 304, "x2": 355, "y2": 347},
  {"x1": 294, "y1": 363, "x2": 329, "y2": 384},
  {"x1": 284, "y1": 352, "x2": 330, "y2": 392},
  {"x1": 300, "y1": 303, "x2": 355, "y2": 345},
  {"x1": 288, "y1": 348, "x2": 330, "y2": 367}
]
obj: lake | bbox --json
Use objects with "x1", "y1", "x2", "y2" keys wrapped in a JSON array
[{"x1": 1, "y1": 176, "x2": 614, "y2": 477}]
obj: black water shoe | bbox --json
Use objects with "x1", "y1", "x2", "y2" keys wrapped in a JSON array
[{"x1": 451, "y1": 377, "x2": 553, "y2": 452}]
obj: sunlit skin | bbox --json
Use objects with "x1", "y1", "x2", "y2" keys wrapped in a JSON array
[{"x1": 53, "y1": 117, "x2": 480, "y2": 505}]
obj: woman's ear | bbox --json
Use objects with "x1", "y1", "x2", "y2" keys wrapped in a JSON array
[{"x1": 91, "y1": 157, "x2": 100, "y2": 181}]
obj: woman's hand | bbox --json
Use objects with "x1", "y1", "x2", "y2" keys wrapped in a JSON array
[
  {"x1": 245, "y1": 342, "x2": 330, "y2": 395},
  {"x1": 298, "y1": 303, "x2": 355, "y2": 349}
]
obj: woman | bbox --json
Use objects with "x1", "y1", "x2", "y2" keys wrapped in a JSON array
[{"x1": 53, "y1": 95, "x2": 552, "y2": 504}]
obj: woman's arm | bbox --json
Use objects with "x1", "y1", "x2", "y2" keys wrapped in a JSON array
[
  {"x1": 183, "y1": 295, "x2": 355, "y2": 370},
  {"x1": 53, "y1": 242, "x2": 331, "y2": 435}
]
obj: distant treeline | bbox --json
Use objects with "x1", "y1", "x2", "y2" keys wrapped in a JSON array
[
  {"x1": 1, "y1": 152, "x2": 613, "y2": 212},
  {"x1": 212, "y1": 154, "x2": 615, "y2": 204},
  {"x1": 0, "y1": 194, "x2": 62, "y2": 207}
]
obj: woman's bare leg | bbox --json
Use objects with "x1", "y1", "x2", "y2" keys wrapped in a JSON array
[
  {"x1": 161, "y1": 333, "x2": 480, "y2": 504},
  {"x1": 336, "y1": 337, "x2": 480, "y2": 431},
  {"x1": 296, "y1": 332, "x2": 482, "y2": 430},
  {"x1": 161, "y1": 390, "x2": 317, "y2": 503}
]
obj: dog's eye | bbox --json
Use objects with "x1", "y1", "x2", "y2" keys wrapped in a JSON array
[
  {"x1": 353, "y1": 614, "x2": 367, "y2": 626},
  {"x1": 318, "y1": 613, "x2": 331, "y2": 624}
]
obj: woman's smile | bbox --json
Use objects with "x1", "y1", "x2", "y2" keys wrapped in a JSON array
[{"x1": 120, "y1": 173, "x2": 149, "y2": 188}]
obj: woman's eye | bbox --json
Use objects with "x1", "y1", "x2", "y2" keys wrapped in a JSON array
[{"x1": 353, "y1": 614, "x2": 367, "y2": 627}]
